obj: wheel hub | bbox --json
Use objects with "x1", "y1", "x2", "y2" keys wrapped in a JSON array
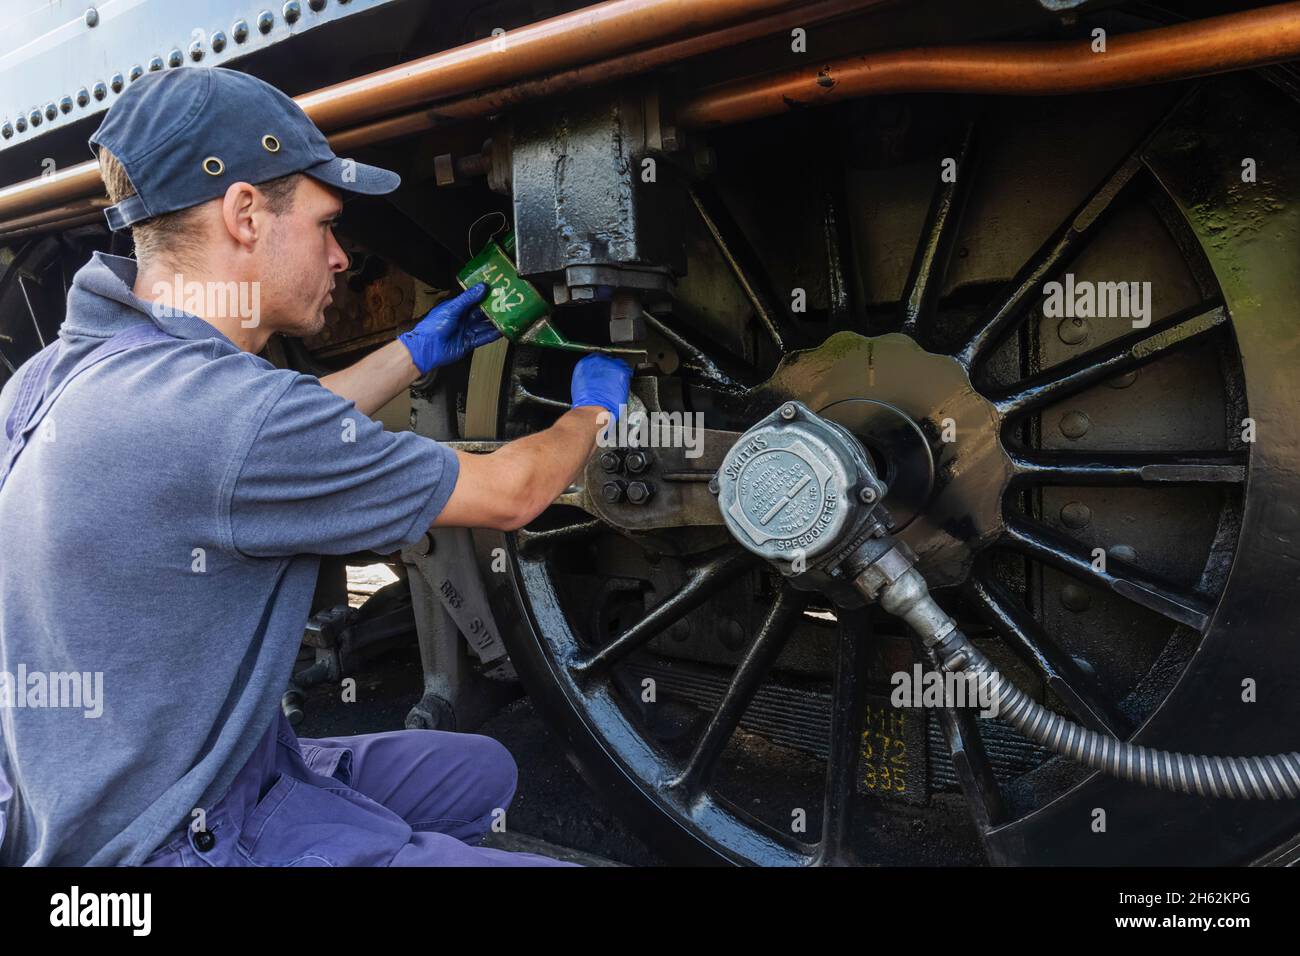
[{"x1": 745, "y1": 331, "x2": 1014, "y2": 587}]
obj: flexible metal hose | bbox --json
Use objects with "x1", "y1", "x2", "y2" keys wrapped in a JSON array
[{"x1": 871, "y1": 563, "x2": 1300, "y2": 799}]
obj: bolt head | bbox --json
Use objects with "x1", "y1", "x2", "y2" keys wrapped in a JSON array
[
  {"x1": 779, "y1": 403, "x2": 797, "y2": 420},
  {"x1": 602, "y1": 480, "x2": 626, "y2": 504},
  {"x1": 599, "y1": 451, "x2": 622, "y2": 473},
  {"x1": 858, "y1": 486, "x2": 878, "y2": 504},
  {"x1": 626, "y1": 481, "x2": 654, "y2": 505},
  {"x1": 625, "y1": 450, "x2": 652, "y2": 474}
]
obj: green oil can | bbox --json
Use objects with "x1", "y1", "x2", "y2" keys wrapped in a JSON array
[{"x1": 456, "y1": 232, "x2": 646, "y2": 362}]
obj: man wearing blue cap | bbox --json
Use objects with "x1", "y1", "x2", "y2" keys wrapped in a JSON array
[{"x1": 0, "y1": 66, "x2": 631, "y2": 866}]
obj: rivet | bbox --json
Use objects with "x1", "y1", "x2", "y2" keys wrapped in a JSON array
[
  {"x1": 167, "y1": 48, "x2": 183, "y2": 68},
  {"x1": 1, "y1": 123, "x2": 11, "y2": 140},
  {"x1": 1107, "y1": 370, "x2": 1138, "y2": 389},
  {"x1": 92, "y1": 81, "x2": 107, "y2": 101},
  {"x1": 309, "y1": 0, "x2": 326, "y2": 10},
  {"x1": 75, "y1": 88, "x2": 90, "y2": 107},
  {"x1": 15, "y1": 116, "x2": 27, "y2": 132},
  {"x1": 232, "y1": 20, "x2": 249, "y2": 43},
  {"x1": 85, "y1": 7, "x2": 99, "y2": 28},
  {"x1": 1060, "y1": 501, "x2": 1091, "y2": 529},
  {"x1": 148, "y1": 56, "x2": 163, "y2": 71},
  {"x1": 211, "y1": 31, "x2": 227, "y2": 53},
  {"x1": 261, "y1": 133, "x2": 281, "y2": 153},
  {"x1": 258, "y1": 10, "x2": 275, "y2": 33},
  {"x1": 1059, "y1": 410, "x2": 1091, "y2": 440},
  {"x1": 720, "y1": 619, "x2": 745, "y2": 652},
  {"x1": 29, "y1": 110, "x2": 42, "y2": 127},
  {"x1": 1108, "y1": 544, "x2": 1138, "y2": 564},
  {"x1": 189, "y1": 40, "x2": 205, "y2": 62},
  {"x1": 59, "y1": 96, "x2": 73, "y2": 114},
  {"x1": 283, "y1": 1, "x2": 302, "y2": 24},
  {"x1": 1060, "y1": 584, "x2": 1091, "y2": 613},
  {"x1": 110, "y1": 73, "x2": 124, "y2": 92},
  {"x1": 203, "y1": 156, "x2": 225, "y2": 176},
  {"x1": 670, "y1": 621, "x2": 691, "y2": 642},
  {"x1": 1057, "y1": 316, "x2": 1088, "y2": 346},
  {"x1": 45, "y1": 103, "x2": 58, "y2": 120},
  {"x1": 129, "y1": 64, "x2": 143, "y2": 81}
]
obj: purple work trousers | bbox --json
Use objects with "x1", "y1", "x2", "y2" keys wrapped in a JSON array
[{"x1": 140, "y1": 708, "x2": 579, "y2": 867}]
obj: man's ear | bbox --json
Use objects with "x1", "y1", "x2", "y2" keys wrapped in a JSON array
[{"x1": 220, "y1": 181, "x2": 261, "y2": 249}]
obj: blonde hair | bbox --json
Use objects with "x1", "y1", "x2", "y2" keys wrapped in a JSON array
[{"x1": 95, "y1": 147, "x2": 301, "y2": 268}]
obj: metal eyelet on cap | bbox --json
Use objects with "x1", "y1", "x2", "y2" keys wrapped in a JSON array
[
  {"x1": 261, "y1": 134, "x2": 280, "y2": 153},
  {"x1": 202, "y1": 156, "x2": 224, "y2": 176}
]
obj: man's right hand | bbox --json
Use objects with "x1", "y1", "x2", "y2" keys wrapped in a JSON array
[{"x1": 571, "y1": 354, "x2": 632, "y2": 423}]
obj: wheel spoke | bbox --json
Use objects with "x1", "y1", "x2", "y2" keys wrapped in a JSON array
[
  {"x1": 640, "y1": 308, "x2": 757, "y2": 393},
  {"x1": 901, "y1": 121, "x2": 978, "y2": 341},
  {"x1": 966, "y1": 575, "x2": 1130, "y2": 737},
  {"x1": 516, "y1": 517, "x2": 604, "y2": 558},
  {"x1": 919, "y1": 642, "x2": 1008, "y2": 848},
  {"x1": 822, "y1": 178, "x2": 855, "y2": 331},
  {"x1": 571, "y1": 548, "x2": 754, "y2": 677},
  {"x1": 952, "y1": 95, "x2": 1192, "y2": 370},
  {"x1": 1002, "y1": 515, "x2": 1212, "y2": 631},
  {"x1": 992, "y1": 304, "x2": 1228, "y2": 419},
  {"x1": 666, "y1": 587, "x2": 804, "y2": 798},
  {"x1": 1009, "y1": 448, "x2": 1246, "y2": 486},
  {"x1": 688, "y1": 185, "x2": 809, "y2": 354},
  {"x1": 814, "y1": 610, "x2": 871, "y2": 865}
]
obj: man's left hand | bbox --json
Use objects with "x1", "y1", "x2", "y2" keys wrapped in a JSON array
[{"x1": 399, "y1": 283, "x2": 501, "y2": 374}]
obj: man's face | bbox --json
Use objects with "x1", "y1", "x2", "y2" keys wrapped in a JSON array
[{"x1": 254, "y1": 176, "x2": 348, "y2": 338}]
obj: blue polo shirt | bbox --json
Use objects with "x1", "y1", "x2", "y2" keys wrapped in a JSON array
[{"x1": 0, "y1": 251, "x2": 459, "y2": 866}]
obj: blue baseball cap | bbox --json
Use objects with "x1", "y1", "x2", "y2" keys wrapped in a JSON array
[{"x1": 88, "y1": 66, "x2": 400, "y2": 232}]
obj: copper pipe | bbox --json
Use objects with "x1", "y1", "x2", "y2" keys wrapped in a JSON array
[
  {"x1": 680, "y1": 1, "x2": 1300, "y2": 127},
  {"x1": 0, "y1": 0, "x2": 819, "y2": 233},
  {"x1": 329, "y1": 0, "x2": 887, "y2": 152},
  {"x1": 295, "y1": 0, "x2": 821, "y2": 130}
]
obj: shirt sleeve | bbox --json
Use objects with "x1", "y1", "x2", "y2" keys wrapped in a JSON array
[{"x1": 226, "y1": 373, "x2": 459, "y2": 558}]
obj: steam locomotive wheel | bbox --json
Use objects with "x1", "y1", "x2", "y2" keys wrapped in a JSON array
[{"x1": 464, "y1": 73, "x2": 1300, "y2": 866}]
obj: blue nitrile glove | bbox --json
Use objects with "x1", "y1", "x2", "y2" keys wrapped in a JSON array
[
  {"x1": 398, "y1": 283, "x2": 501, "y2": 374},
  {"x1": 571, "y1": 354, "x2": 633, "y2": 423}
]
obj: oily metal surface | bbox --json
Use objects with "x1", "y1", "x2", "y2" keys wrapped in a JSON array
[{"x1": 747, "y1": 332, "x2": 1013, "y2": 586}]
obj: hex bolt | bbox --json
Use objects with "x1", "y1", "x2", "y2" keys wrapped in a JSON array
[
  {"x1": 598, "y1": 450, "x2": 622, "y2": 473},
  {"x1": 1059, "y1": 410, "x2": 1091, "y2": 440},
  {"x1": 625, "y1": 450, "x2": 653, "y2": 474},
  {"x1": 1060, "y1": 501, "x2": 1091, "y2": 529},
  {"x1": 780, "y1": 403, "x2": 797, "y2": 421},
  {"x1": 602, "y1": 480, "x2": 627, "y2": 504},
  {"x1": 626, "y1": 481, "x2": 654, "y2": 505},
  {"x1": 858, "y1": 486, "x2": 878, "y2": 505}
]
